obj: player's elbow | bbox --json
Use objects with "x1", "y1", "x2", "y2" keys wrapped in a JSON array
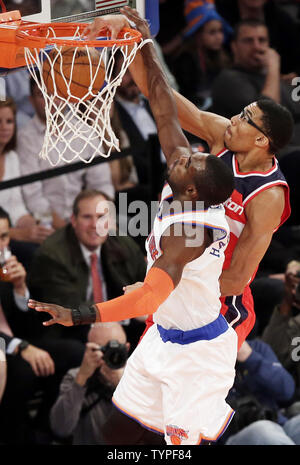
[{"x1": 220, "y1": 276, "x2": 248, "y2": 297}]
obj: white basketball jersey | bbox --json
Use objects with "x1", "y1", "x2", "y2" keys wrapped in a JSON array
[{"x1": 145, "y1": 183, "x2": 230, "y2": 331}]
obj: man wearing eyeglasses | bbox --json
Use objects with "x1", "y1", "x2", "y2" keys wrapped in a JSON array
[{"x1": 89, "y1": 8, "x2": 294, "y2": 352}]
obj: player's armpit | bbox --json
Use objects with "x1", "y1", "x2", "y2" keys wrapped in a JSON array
[{"x1": 220, "y1": 186, "x2": 285, "y2": 296}]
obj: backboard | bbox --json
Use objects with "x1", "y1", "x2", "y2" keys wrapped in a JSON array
[{"x1": 2, "y1": 0, "x2": 160, "y2": 36}]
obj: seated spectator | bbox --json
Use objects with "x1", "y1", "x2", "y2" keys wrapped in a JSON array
[
  {"x1": 215, "y1": 0, "x2": 300, "y2": 78},
  {"x1": 219, "y1": 339, "x2": 300, "y2": 445},
  {"x1": 5, "y1": 69, "x2": 34, "y2": 128},
  {"x1": 262, "y1": 260, "x2": 300, "y2": 391},
  {"x1": 169, "y1": 0, "x2": 232, "y2": 109},
  {"x1": 211, "y1": 19, "x2": 300, "y2": 150},
  {"x1": 0, "y1": 98, "x2": 54, "y2": 244},
  {"x1": 50, "y1": 322, "x2": 129, "y2": 445},
  {"x1": 0, "y1": 206, "x2": 85, "y2": 444},
  {"x1": 17, "y1": 77, "x2": 115, "y2": 228},
  {"x1": 107, "y1": 102, "x2": 139, "y2": 198},
  {"x1": 28, "y1": 189, "x2": 147, "y2": 351}
]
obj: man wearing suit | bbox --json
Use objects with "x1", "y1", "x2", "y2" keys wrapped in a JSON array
[
  {"x1": 28, "y1": 189, "x2": 147, "y2": 351},
  {"x1": 0, "y1": 207, "x2": 85, "y2": 444}
]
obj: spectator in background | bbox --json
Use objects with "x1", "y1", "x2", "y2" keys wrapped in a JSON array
[
  {"x1": 50, "y1": 322, "x2": 129, "y2": 445},
  {"x1": 262, "y1": 260, "x2": 300, "y2": 392},
  {"x1": 215, "y1": 0, "x2": 300, "y2": 79},
  {"x1": 28, "y1": 190, "x2": 147, "y2": 352},
  {"x1": 17, "y1": 77, "x2": 115, "y2": 228},
  {"x1": 0, "y1": 206, "x2": 85, "y2": 444},
  {"x1": 169, "y1": 0, "x2": 232, "y2": 110},
  {"x1": 211, "y1": 19, "x2": 300, "y2": 150},
  {"x1": 0, "y1": 98, "x2": 54, "y2": 244},
  {"x1": 219, "y1": 338, "x2": 300, "y2": 445},
  {"x1": 107, "y1": 101, "x2": 140, "y2": 202},
  {"x1": 5, "y1": 69, "x2": 34, "y2": 128},
  {"x1": 113, "y1": 51, "x2": 166, "y2": 184}
]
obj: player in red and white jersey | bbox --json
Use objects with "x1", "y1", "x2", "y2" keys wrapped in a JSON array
[
  {"x1": 216, "y1": 147, "x2": 290, "y2": 347},
  {"x1": 142, "y1": 140, "x2": 291, "y2": 348}
]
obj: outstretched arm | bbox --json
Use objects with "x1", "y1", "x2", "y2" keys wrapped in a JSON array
[{"x1": 28, "y1": 225, "x2": 206, "y2": 326}]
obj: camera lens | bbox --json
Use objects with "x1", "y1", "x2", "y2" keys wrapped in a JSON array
[{"x1": 102, "y1": 340, "x2": 127, "y2": 370}]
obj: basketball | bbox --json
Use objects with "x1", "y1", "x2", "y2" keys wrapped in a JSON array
[{"x1": 42, "y1": 46, "x2": 106, "y2": 102}]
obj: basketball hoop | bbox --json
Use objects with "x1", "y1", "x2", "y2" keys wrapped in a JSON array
[{"x1": 15, "y1": 22, "x2": 151, "y2": 166}]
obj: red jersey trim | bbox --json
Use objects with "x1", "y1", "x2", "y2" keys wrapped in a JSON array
[
  {"x1": 243, "y1": 181, "x2": 291, "y2": 230},
  {"x1": 233, "y1": 156, "x2": 278, "y2": 177}
]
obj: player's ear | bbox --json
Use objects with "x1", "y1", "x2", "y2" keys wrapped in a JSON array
[
  {"x1": 255, "y1": 134, "x2": 269, "y2": 150},
  {"x1": 185, "y1": 184, "x2": 198, "y2": 199}
]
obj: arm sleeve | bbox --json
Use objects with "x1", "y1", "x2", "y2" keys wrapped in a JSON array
[{"x1": 96, "y1": 267, "x2": 174, "y2": 323}]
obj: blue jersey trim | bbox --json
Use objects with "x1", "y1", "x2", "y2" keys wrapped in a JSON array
[{"x1": 157, "y1": 314, "x2": 228, "y2": 344}]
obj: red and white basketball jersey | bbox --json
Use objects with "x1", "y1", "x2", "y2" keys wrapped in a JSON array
[
  {"x1": 217, "y1": 149, "x2": 291, "y2": 347},
  {"x1": 145, "y1": 183, "x2": 230, "y2": 331}
]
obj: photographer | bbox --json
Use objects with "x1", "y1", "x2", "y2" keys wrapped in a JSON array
[
  {"x1": 262, "y1": 260, "x2": 300, "y2": 391},
  {"x1": 50, "y1": 322, "x2": 129, "y2": 445}
]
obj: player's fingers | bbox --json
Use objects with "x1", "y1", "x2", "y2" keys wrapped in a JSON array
[
  {"x1": 85, "y1": 19, "x2": 106, "y2": 40},
  {"x1": 28, "y1": 300, "x2": 55, "y2": 310},
  {"x1": 42, "y1": 318, "x2": 59, "y2": 327},
  {"x1": 122, "y1": 6, "x2": 141, "y2": 22}
]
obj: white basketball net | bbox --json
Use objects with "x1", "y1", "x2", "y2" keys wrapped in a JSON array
[{"x1": 23, "y1": 27, "x2": 151, "y2": 166}]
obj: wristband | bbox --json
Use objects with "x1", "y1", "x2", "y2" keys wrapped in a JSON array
[{"x1": 71, "y1": 304, "x2": 97, "y2": 326}]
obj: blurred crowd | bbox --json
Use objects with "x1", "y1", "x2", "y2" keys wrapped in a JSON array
[{"x1": 1, "y1": 0, "x2": 300, "y2": 446}]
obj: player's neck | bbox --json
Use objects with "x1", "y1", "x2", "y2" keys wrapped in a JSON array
[{"x1": 235, "y1": 150, "x2": 274, "y2": 173}]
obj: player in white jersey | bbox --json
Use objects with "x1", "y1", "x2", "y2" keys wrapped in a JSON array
[{"x1": 28, "y1": 10, "x2": 237, "y2": 445}]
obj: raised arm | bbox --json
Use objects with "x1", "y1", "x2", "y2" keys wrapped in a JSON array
[
  {"x1": 126, "y1": 10, "x2": 190, "y2": 165},
  {"x1": 85, "y1": 7, "x2": 229, "y2": 153}
]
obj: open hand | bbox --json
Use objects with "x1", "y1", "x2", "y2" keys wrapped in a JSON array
[{"x1": 28, "y1": 299, "x2": 73, "y2": 326}]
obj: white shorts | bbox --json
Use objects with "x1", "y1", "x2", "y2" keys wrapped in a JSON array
[{"x1": 112, "y1": 321, "x2": 237, "y2": 445}]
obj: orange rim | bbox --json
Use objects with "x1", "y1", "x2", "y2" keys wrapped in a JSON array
[{"x1": 15, "y1": 23, "x2": 142, "y2": 49}]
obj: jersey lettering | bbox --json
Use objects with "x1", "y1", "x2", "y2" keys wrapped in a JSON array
[{"x1": 224, "y1": 198, "x2": 244, "y2": 215}]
